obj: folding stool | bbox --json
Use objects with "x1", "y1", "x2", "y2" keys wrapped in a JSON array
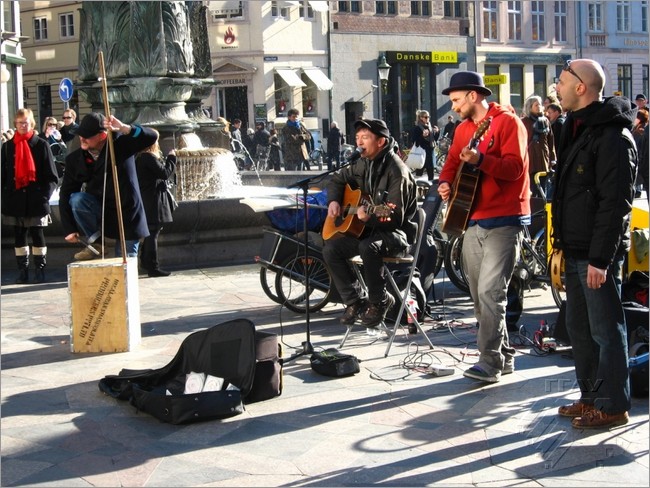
[{"x1": 339, "y1": 207, "x2": 435, "y2": 357}]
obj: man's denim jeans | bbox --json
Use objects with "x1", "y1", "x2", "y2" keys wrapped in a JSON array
[
  {"x1": 564, "y1": 256, "x2": 631, "y2": 414},
  {"x1": 69, "y1": 192, "x2": 140, "y2": 258}
]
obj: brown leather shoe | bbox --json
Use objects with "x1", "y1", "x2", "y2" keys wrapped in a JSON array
[
  {"x1": 558, "y1": 401, "x2": 595, "y2": 418},
  {"x1": 339, "y1": 299, "x2": 367, "y2": 325},
  {"x1": 571, "y1": 409, "x2": 629, "y2": 429},
  {"x1": 361, "y1": 293, "x2": 396, "y2": 327}
]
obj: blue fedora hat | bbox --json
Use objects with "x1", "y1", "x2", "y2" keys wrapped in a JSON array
[{"x1": 442, "y1": 71, "x2": 492, "y2": 96}]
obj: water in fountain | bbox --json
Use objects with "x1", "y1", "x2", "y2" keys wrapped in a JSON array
[{"x1": 175, "y1": 133, "x2": 243, "y2": 201}]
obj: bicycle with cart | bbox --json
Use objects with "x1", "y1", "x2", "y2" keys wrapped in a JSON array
[{"x1": 255, "y1": 189, "x2": 342, "y2": 313}]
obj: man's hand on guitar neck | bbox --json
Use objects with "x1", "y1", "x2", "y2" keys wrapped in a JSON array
[{"x1": 460, "y1": 146, "x2": 481, "y2": 166}]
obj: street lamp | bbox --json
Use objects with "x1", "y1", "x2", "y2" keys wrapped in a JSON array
[{"x1": 377, "y1": 53, "x2": 391, "y2": 120}]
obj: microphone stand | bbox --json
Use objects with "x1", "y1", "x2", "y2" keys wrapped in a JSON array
[{"x1": 284, "y1": 153, "x2": 362, "y2": 362}]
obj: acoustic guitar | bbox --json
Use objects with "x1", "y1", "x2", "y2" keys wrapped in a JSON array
[
  {"x1": 322, "y1": 184, "x2": 394, "y2": 240},
  {"x1": 442, "y1": 117, "x2": 493, "y2": 236}
]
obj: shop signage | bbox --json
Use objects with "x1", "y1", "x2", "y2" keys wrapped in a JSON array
[
  {"x1": 484, "y1": 74, "x2": 507, "y2": 85},
  {"x1": 214, "y1": 78, "x2": 246, "y2": 86},
  {"x1": 386, "y1": 51, "x2": 458, "y2": 64}
]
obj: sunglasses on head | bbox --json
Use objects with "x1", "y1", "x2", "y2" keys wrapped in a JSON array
[{"x1": 563, "y1": 60, "x2": 585, "y2": 84}]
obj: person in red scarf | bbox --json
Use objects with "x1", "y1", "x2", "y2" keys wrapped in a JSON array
[{"x1": 1, "y1": 108, "x2": 59, "y2": 283}]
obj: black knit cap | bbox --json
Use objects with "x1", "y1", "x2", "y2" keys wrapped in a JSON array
[{"x1": 354, "y1": 118, "x2": 390, "y2": 138}]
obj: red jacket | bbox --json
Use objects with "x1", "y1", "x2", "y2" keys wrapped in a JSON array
[{"x1": 439, "y1": 102, "x2": 530, "y2": 221}]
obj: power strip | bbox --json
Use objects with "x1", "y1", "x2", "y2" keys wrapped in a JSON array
[{"x1": 426, "y1": 365, "x2": 455, "y2": 377}]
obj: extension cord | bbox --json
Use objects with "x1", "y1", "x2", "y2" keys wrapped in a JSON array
[{"x1": 426, "y1": 365, "x2": 455, "y2": 377}]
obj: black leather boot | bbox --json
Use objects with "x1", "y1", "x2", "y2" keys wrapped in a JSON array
[
  {"x1": 15, "y1": 255, "x2": 29, "y2": 284},
  {"x1": 33, "y1": 254, "x2": 46, "y2": 283}
]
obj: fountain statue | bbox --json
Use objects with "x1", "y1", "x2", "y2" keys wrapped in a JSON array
[{"x1": 75, "y1": 1, "x2": 242, "y2": 200}]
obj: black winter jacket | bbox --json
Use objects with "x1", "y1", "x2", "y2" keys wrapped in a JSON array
[
  {"x1": 136, "y1": 152, "x2": 176, "y2": 226},
  {"x1": 326, "y1": 137, "x2": 418, "y2": 251},
  {"x1": 551, "y1": 96, "x2": 638, "y2": 269},
  {"x1": 59, "y1": 125, "x2": 158, "y2": 240},
  {"x1": 1, "y1": 133, "x2": 59, "y2": 219}
]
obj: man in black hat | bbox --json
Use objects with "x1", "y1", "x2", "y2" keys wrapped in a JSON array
[
  {"x1": 438, "y1": 71, "x2": 530, "y2": 383},
  {"x1": 635, "y1": 94, "x2": 647, "y2": 111},
  {"x1": 59, "y1": 113, "x2": 158, "y2": 260},
  {"x1": 322, "y1": 118, "x2": 418, "y2": 330}
]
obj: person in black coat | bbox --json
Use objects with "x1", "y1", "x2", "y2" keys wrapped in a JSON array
[
  {"x1": 327, "y1": 121, "x2": 344, "y2": 170},
  {"x1": 1, "y1": 108, "x2": 59, "y2": 283},
  {"x1": 59, "y1": 113, "x2": 157, "y2": 260},
  {"x1": 136, "y1": 134, "x2": 176, "y2": 277},
  {"x1": 410, "y1": 110, "x2": 438, "y2": 181}
]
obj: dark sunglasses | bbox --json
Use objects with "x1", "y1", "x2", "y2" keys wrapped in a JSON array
[
  {"x1": 563, "y1": 60, "x2": 584, "y2": 84},
  {"x1": 48, "y1": 123, "x2": 57, "y2": 127},
  {"x1": 62, "y1": 116, "x2": 72, "y2": 120}
]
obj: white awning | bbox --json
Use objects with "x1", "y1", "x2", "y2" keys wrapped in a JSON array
[
  {"x1": 303, "y1": 68, "x2": 333, "y2": 91},
  {"x1": 207, "y1": 1, "x2": 241, "y2": 15},
  {"x1": 275, "y1": 68, "x2": 306, "y2": 87},
  {"x1": 309, "y1": 1, "x2": 330, "y2": 12}
]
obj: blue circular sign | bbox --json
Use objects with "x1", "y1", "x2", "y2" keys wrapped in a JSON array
[{"x1": 59, "y1": 78, "x2": 74, "y2": 102}]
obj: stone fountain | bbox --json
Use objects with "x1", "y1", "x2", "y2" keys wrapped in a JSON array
[{"x1": 0, "y1": 1, "x2": 311, "y2": 271}]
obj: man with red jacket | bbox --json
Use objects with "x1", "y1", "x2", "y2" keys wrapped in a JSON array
[{"x1": 438, "y1": 71, "x2": 530, "y2": 383}]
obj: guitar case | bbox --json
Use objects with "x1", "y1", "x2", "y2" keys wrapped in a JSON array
[{"x1": 98, "y1": 319, "x2": 258, "y2": 424}]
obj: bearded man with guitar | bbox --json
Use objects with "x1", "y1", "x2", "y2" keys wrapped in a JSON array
[
  {"x1": 438, "y1": 71, "x2": 530, "y2": 383},
  {"x1": 322, "y1": 119, "x2": 418, "y2": 329}
]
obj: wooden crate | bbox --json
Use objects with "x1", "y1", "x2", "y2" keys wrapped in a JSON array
[{"x1": 68, "y1": 257, "x2": 141, "y2": 353}]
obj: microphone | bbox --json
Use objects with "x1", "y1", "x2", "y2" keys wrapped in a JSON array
[{"x1": 345, "y1": 147, "x2": 365, "y2": 164}]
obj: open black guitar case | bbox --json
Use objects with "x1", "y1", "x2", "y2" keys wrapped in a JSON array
[{"x1": 98, "y1": 319, "x2": 281, "y2": 424}]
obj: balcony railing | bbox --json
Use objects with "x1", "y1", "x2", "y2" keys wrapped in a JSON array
[{"x1": 588, "y1": 34, "x2": 607, "y2": 47}]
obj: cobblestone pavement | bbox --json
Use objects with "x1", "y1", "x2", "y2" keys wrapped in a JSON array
[{"x1": 1, "y1": 263, "x2": 648, "y2": 487}]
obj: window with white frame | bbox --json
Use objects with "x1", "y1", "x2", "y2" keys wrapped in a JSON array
[
  {"x1": 376, "y1": 1, "x2": 397, "y2": 15},
  {"x1": 299, "y1": 1, "x2": 314, "y2": 19},
  {"x1": 642, "y1": 1, "x2": 648, "y2": 32},
  {"x1": 588, "y1": 2, "x2": 603, "y2": 32},
  {"x1": 411, "y1": 1, "x2": 430, "y2": 17},
  {"x1": 616, "y1": 1, "x2": 631, "y2": 32},
  {"x1": 59, "y1": 12, "x2": 74, "y2": 38},
  {"x1": 271, "y1": 1, "x2": 288, "y2": 18},
  {"x1": 483, "y1": 1, "x2": 498, "y2": 40},
  {"x1": 531, "y1": 1, "x2": 545, "y2": 41},
  {"x1": 554, "y1": 1, "x2": 567, "y2": 43},
  {"x1": 508, "y1": 1, "x2": 522, "y2": 41},
  {"x1": 33, "y1": 17, "x2": 47, "y2": 41},
  {"x1": 617, "y1": 64, "x2": 632, "y2": 98}
]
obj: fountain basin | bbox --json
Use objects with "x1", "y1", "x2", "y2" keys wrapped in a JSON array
[{"x1": 1, "y1": 171, "x2": 330, "y2": 271}]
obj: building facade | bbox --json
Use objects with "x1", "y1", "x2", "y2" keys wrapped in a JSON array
[{"x1": 4, "y1": 1, "x2": 649, "y2": 145}]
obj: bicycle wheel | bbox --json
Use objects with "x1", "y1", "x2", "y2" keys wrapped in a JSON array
[
  {"x1": 444, "y1": 233, "x2": 470, "y2": 294},
  {"x1": 259, "y1": 267, "x2": 282, "y2": 304},
  {"x1": 275, "y1": 253, "x2": 331, "y2": 313}
]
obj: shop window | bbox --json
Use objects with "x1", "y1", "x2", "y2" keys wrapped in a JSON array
[
  {"x1": 301, "y1": 73, "x2": 317, "y2": 117},
  {"x1": 274, "y1": 73, "x2": 291, "y2": 117}
]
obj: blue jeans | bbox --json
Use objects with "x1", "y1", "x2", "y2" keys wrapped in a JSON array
[
  {"x1": 564, "y1": 256, "x2": 631, "y2": 414},
  {"x1": 462, "y1": 224, "x2": 521, "y2": 374},
  {"x1": 69, "y1": 192, "x2": 140, "y2": 258}
]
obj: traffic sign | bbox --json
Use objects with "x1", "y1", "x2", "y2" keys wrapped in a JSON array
[{"x1": 59, "y1": 78, "x2": 74, "y2": 102}]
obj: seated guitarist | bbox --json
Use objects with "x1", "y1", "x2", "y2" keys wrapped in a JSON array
[
  {"x1": 437, "y1": 71, "x2": 530, "y2": 384},
  {"x1": 322, "y1": 119, "x2": 418, "y2": 329}
]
